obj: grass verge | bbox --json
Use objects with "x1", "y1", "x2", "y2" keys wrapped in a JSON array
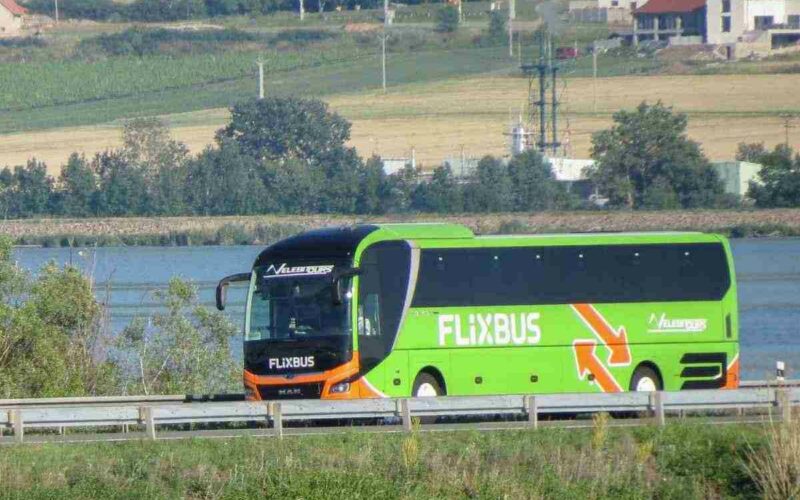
[{"x1": 0, "y1": 422, "x2": 775, "y2": 498}]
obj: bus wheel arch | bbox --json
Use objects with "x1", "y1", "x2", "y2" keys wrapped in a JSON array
[
  {"x1": 412, "y1": 367, "x2": 446, "y2": 397},
  {"x1": 629, "y1": 362, "x2": 663, "y2": 392}
]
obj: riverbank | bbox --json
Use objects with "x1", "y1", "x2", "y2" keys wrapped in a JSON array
[
  {"x1": 3, "y1": 209, "x2": 800, "y2": 247},
  {"x1": 0, "y1": 421, "x2": 780, "y2": 498}
]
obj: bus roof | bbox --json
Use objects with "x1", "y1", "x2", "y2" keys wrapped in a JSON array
[{"x1": 369, "y1": 223, "x2": 721, "y2": 246}]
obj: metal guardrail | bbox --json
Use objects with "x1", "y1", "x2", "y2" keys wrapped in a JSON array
[
  {"x1": 2, "y1": 385, "x2": 800, "y2": 444},
  {"x1": 0, "y1": 393, "x2": 245, "y2": 409},
  {"x1": 0, "y1": 379, "x2": 794, "y2": 409}
]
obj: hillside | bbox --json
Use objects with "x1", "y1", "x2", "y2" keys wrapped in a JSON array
[
  {"x1": 3, "y1": 72, "x2": 799, "y2": 173},
  {"x1": 2, "y1": 9, "x2": 800, "y2": 172}
]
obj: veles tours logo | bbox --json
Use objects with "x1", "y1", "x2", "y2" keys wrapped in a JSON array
[
  {"x1": 268, "y1": 356, "x2": 315, "y2": 370},
  {"x1": 265, "y1": 263, "x2": 334, "y2": 277},
  {"x1": 647, "y1": 313, "x2": 707, "y2": 333},
  {"x1": 437, "y1": 312, "x2": 542, "y2": 346}
]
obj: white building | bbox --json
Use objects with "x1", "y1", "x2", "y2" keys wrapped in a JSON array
[
  {"x1": 711, "y1": 160, "x2": 763, "y2": 198},
  {"x1": 706, "y1": 0, "x2": 800, "y2": 52},
  {"x1": 0, "y1": 0, "x2": 27, "y2": 36},
  {"x1": 630, "y1": 0, "x2": 800, "y2": 54}
]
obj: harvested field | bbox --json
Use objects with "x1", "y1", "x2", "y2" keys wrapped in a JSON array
[
  {"x1": 3, "y1": 210, "x2": 800, "y2": 246},
  {"x1": 2, "y1": 73, "x2": 798, "y2": 174}
]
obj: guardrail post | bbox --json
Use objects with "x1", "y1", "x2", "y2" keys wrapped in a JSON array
[
  {"x1": 777, "y1": 388, "x2": 792, "y2": 424},
  {"x1": 11, "y1": 409, "x2": 23, "y2": 443},
  {"x1": 272, "y1": 402, "x2": 283, "y2": 439},
  {"x1": 400, "y1": 399, "x2": 412, "y2": 432},
  {"x1": 139, "y1": 406, "x2": 156, "y2": 440},
  {"x1": 525, "y1": 395, "x2": 538, "y2": 429},
  {"x1": 650, "y1": 392, "x2": 665, "y2": 426}
]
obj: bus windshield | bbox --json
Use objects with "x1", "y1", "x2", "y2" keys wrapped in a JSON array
[{"x1": 246, "y1": 269, "x2": 351, "y2": 342}]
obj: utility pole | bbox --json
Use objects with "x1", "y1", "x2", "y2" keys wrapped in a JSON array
[
  {"x1": 592, "y1": 47, "x2": 598, "y2": 113},
  {"x1": 782, "y1": 115, "x2": 796, "y2": 147},
  {"x1": 381, "y1": 32, "x2": 387, "y2": 93},
  {"x1": 54, "y1": 0, "x2": 59, "y2": 23},
  {"x1": 257, "y1": 60, "x2": 265, "y2": 99},
  {"x1": 299, "y1": 0, "x2": 305, "y2": 21},
  {"x1": 508, "y1": 0, "x2": 515, "y2": 58},
  {"x1": 384, "y1": 0, "x2": 389, "y2": 24}
]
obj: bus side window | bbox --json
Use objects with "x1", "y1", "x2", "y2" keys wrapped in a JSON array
[{"x1": 359, "y1": 294, "x2": 382, "y2": 337}]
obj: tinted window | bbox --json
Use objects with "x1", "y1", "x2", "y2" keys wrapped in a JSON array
[
  {"x1": 358, "y1": 241, "x2": 412, "y2": 371},
  {"x1": 412, "y1": 243, "x2": 730, "y2": 307}
]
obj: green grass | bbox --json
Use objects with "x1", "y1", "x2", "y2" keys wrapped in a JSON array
[
  {"x1": 0, "y1": 45, "x2": 368, "y2": 112},
  {"x1": 0, "y1": 423, "x2": 768, "y2": 498},
  {"x1": 0, "y1": 45, "x2": 514, "y2": 133}
]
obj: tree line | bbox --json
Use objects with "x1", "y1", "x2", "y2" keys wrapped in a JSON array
[
  {"x1": 2, "y1": 98, "x2": 798, "y2": 220},
  {"x1": 24, "y1": 0, "x2": 452, "y2": 22}
]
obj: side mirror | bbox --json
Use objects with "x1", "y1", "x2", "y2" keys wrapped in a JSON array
[
  {"x1": 216, "y1": 272, "x2": 251, "y2": 311},
  {"x1": 331, "y1": 267, "x2": 361, "y2": 305}
]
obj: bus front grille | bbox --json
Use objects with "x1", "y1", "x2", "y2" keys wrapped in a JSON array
[{"x1": 258, "y1": 382, "x2": 324, "y2": 400}]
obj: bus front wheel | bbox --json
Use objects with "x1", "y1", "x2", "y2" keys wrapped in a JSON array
[
  {"x1": 412, "y1": 372, "x2": 444, "y2": 398},
  {"x1": 630, "y1": 365, "x2": 662, "y2": 392}
]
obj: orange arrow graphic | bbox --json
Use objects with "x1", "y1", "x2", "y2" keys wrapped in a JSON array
[
  {"x1": 573, "y1": 340, "x2": 623, "y2": 393},
  {"x1": 571, "y1": 303, "x2": 631, "y2": 366}
]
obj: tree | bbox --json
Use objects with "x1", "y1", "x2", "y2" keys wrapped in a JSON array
[
  {"x1": 121, "y1": 117, "x2": 189, "y2": 216},
  {"x1": 741, "y1": 143, "x2": 800, "y2": 207},
  {"x1": 185, "y1": 139, "x2": 270, "y2": 215},
  {"x1": 93, "y1": 151, "x2": 149, "y2": 216},
  {"x1": 413, "y1": 164, "x2": 462, "y2": 213},
  {"x1": 315, "y1": 146, "x2": 362, "y2": 214},
  {"x1": 435, "y1": 4, "x2": 460, "y2": 33},
  {"x1": 735, "y1": 142, "x2": 768, "y2": 163},
  {"x1": 218, "y1": 97, "x2": 352, "y2": 164},
  {"x1": 588, "y1": 102, "x2": 723, "y2": 209},
  {"x1": 507, "y1": 151, "x2": 573, "y2": 211},
  {"x1": 356, "y1": 155, "x2": 388, "y2": 214},
  {"x1": 116, "y1": 278, "x2": 239, "y2": 395},
  {"x1": 0, "y1": 237, "x2": 117, "y2": 398},
  {"x1": 3, "y1": 160, "x2": 54, "y2": 217},
  {"x1": 463, "y1": 156, "x2": 513, "y2": 212},
  {"x1": 383, "y1": 164, "x2": 419, "y2": 213},
  {"x1": 269, "y1": 158, "x2": 326, "y2": 213},
  {"x1": 487, "y1": 10, "x2": 506, "y2": 43},
  {"x1": 56, "y1": 154, "x2": 97, "y2": 217}
]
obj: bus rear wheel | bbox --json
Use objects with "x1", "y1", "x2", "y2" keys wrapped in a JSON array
[
  {"x1": 412, "y1": 372, "x2": 444, "y2": 398},
  {"x1": 630, "y1": 365, "x2": 662, "y2": 392}
]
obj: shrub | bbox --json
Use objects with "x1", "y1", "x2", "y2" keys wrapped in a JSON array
[{"x1": 435, "y1": 5, "x2": 460, "y2": 33}]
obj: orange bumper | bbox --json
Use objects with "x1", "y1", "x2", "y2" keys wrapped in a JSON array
[{"x1": 243, "y1": 352, "x2": 385, "y2": 400}]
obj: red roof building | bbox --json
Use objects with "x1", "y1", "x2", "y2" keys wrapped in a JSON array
[
  {"x1": 635, "y1": 0, "x2": 706, "y2": 14},
  {"x1": 0, "y1": 0, "x2": 27, "y2": 16},
  {"x1": 0, "y1": 0, "x2": 27, "y2": 36},
  {"x1": 632, "y1": 0, "x2": 707, "y2": 43}
]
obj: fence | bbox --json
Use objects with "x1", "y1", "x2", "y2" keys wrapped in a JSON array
[{"x1": 2, "y1": 384, "x2": 800, "y2": 444}]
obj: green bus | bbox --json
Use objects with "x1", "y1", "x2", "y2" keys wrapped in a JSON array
[{"x1": 216, "y1": 223, "x2": 739, "y2": 400}]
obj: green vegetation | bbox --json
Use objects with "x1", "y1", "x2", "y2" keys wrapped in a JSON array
[
  {"x1": 0, "y1": 45, "x2": 365, "y2": 112},
  {"x1": 0, "y1": 422, "x2": 792, "y2": 498},
  {"x1": 435, "y1": 5, "x2": 461, "y2": 33},
  {"x1": 0, "y1": 235, "x2": 238, "y2": 398},
  {"x1": 0, "y1": 98, "x2": 579, "y2": 220},
  {"x1": 5, "y1": 98, "x2": 800, "y2": 231},
  {"x1": 737, "y1": 143, "x2": 800, "y2": 208},
  {"x1": 0, "y1": 43, "x2": 511, "y2": 133},
  {"x1": 588, "y1": 102, "x2": 738, "y2": 209}
]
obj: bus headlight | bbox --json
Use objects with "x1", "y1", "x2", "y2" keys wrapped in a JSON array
[{"x1": 330, "y1": 381, "x2": 351, "y2": 394}]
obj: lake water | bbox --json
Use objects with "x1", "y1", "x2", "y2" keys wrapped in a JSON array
[{"x1": 12, "y1": 239, "x2": 800, "y2": 382}]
